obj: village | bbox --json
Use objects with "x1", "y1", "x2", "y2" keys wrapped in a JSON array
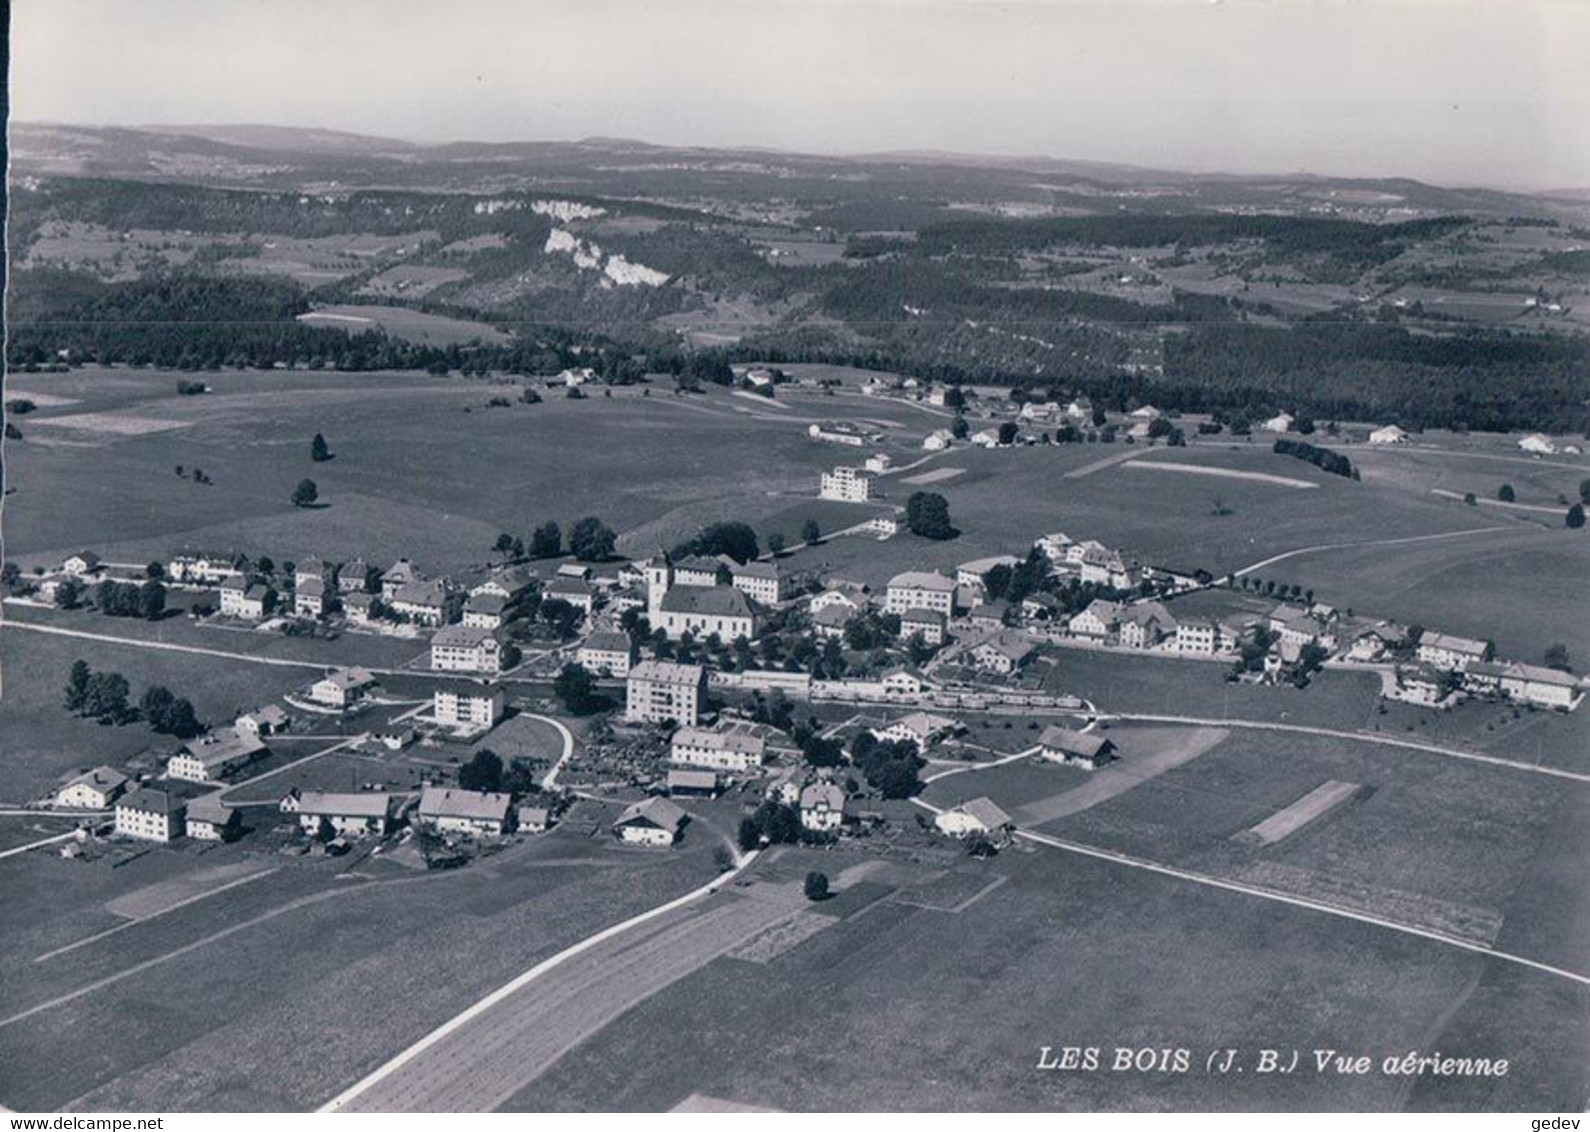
[{"x1": 11, "y1": 370, "x2": 1583, "y2": 881}]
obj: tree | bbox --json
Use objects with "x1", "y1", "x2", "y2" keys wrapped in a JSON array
[
  {"x1": 310, "y1": 432, "x2": 331, "y2": 462},
  {"x1": 530, "y1": 521, "x2": 563, "y2": 559},
  {"x1": 737, "y1": 817, "x2": 761, "y2": 852},
  {"x1": 1568, "y1": 503, "x2": 1586, "y2": 529},
  {"x1": 140, "y1": 685, "x2": 176, "y2": 729},
  {"x1": 800, "y1": 519, "x2": 821, "y2": 545},
  {"x1": 1580, "y1": 478, "x2": 1590, "y2": 505},
  {"x1": 64, "y1": 660, "x2": 91, "y2": 712},
  {"x1": 997, "y1": 421, "x2": 1019, "y2": 445},
  {"x1": 951, "y1": 415, "x2": 970, "y2": 440},
  {"x1": 568, "y1": 516, "x2": 617, "y2": 562},
  {"x1": 145, "y1": 561, "x2": 164, "y2": 579},
  {"x1": 767, "y1": 532, "x2": 786, "y2": 556},
  {"x1": 804, "y1": 871, "x2": 830, "y2": 901},
  {"x1": 905, "y1": 491, "x2": 955, "y2": 540},
  {"x1": 1498, "y1": 484, "x2": 1516, "y2": 503},
  {"x1": 292, "y1": 478, "x2": 319, "y2": 507},
  {"x1": 871, "y1": 758, "x2": 921, "y2": 799},
  {"x1": 678, "y1": 521, "x2": 760, "y2": 564},
  {"x1": 139, "y1": 579, "x2": 167, "y2": 620},
  {"x1": 493, "y1": 532, "x2": 516, "y2": 555},
  {"x1": 1147, "y1": 417, "x2": 1173, "y2": 439},
  {"x1": 1544, "y1": 643, "x2": 1571, "y2": 672},
  {"x1": 55, "y1": 577, "x2": 85, "y2": 609},
  {"x1": 553, "y1": 663, "x2": 601, "y2": 715},
  {"x1": 82, "y1": 671, "x2": 130, "y2": 722},
  {"x1": 459, "y1": 749, "x2": 504, "y2": 792}
]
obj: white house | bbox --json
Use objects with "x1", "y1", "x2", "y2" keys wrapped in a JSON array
[
  {"x1": 379, "y1": 558, "x2": 421, "y2": 599},
  {"x1": 62, "y1": 551, "x2": 103, "y2": 577},
  {"x1": 577, "y1": 630, "x2": 636, "y2": 677},
  {"x1": 1495, "y1": 663, "x2": 1581, "y2": 710},
  {"x1": 671, "y1": 726, "x2": 766, "y2": 773},
  {"x1": 309, "y1": 666, "x2": 379, "y2": 708},
  {"x1": 167, "y1": 730, "x2": 266, "y2": 783},
  {"x1": 183, "y1": 791, "x2": 239, "y2": 841},
  {"x1": 799, "y1": 781, "x2": 846, "y2": 833},
  {"x1": 730, "y1": 560, "x2": 787, "y2": 606},
  {"x1": 820, "y1": 465, "x2": 874, "y2": 502},
  {"x1": 115, "y1": 788, "x2": 185, "y2": 842},
  {"x1": 900, "y1": 607, "x2": 946, "y2": 646},
  {"x1": 872, "y1": 711, "x2": 958, "y2": 750},
  {"x1": 1262, "y1": 412, "x2": 1295, "y2": 433},
  {"x1": 55, "y1": 766, "x2": 129, "y2": 809},
  {"x1": 433, "y1": 682, "x2": 505, "y2": 727},
  {"x1": 1369, "y1": 425, "x2": 1409, "y2": 445},
  {"x1": 935, "y1": 797, "x2": 1013, "y2": 841},
  {"x1": 884, "y1": 571, "x2": 956, "y2": 617},
  {"x1": 1518, "y1": 433, "x2": 1558, "y2": 456},
  {"x1": 1119, "y1": 602, "x2": 1176, "y2": 649},
  {"x1": 613, "y1": 797, "x2": 687, "y2": 846},
  {"x1": 811, "y1": 587, "x2": 867, "y2": 615},
  {"x1": 461, "y1": 593, "x2": 509, "y2": 630},
  {"x1": 390, "y1": 579, "x2": 455, "y2": 627},
  {"x1": 1175, "y1": 618, "x2": 1223, "y2": 656},
  {"x1": 625, "y1": 660, "x2": 707, "y2": 725},
  {"x1": 923, "y1": 428, "x2": 954, "y2": 451},
  {"x1": 167, "y1": 551, "x2": 244, "y2": 584},
  {"x1": 1069, "y1": 600, "x2": 1123, "y2": 641},
  {"x1": 294, "y1": 577, "x2": 328, "y2": 619},
  {"x1": 471, "y1": 566, "x2": 536, "y2": 604},
  {"x1": 286, "y1": 790, "x2": 394, "y2": 838},
  {"x1": 1417, "y1": 632, "x2": 1491, "y2": 671},
  {"x1": 431, "y1": 625, "x2": 503, "y2": 674},
  {"x1": 969, "y1": 632, "x2": 1036, "y2": 674},
  {"x1": 864, "y1": 452, "x2": 893, "y2": 474},
  {"x1": 417, "y1": 787, "x2": 515, "y2": 836},
  {"x1": 219, "y1": 578, "x2": 275, "y2": 619}
]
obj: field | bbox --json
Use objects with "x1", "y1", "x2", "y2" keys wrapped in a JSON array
[
  {"x1": 506, "y1": 839, "x2": 1587, "y2": 1111},
  {"x1": 0, "y1": 821, "x2": 726, "y2": 1110},
  {"x1": 298, "y1": 304, "x2": 510, "y2": 346}
]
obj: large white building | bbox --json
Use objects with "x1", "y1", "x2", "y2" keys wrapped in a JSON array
[
  {"x1": 55, "y1": 766, "x2": 129, "y2": 809},
  {"x1": 309, "y1": 666, "x2": 379, "y2": 708},
  {"x1": 167, "y1": 731, "x2": 266, "y2": 783},
  {"x1": 115, "y1": 788, "x2": 185, "y2": 842},
  {"x1": 884, "y1": 571, "x2": 956, "y2": 617},
  {"x1": 613, "y1": 797, "x2": 687, "y2": 846},
  {"x1": 417, "y1": 787, "x2": 515, "y2": 836},
  {"x1": 1417, "y1": 632, "x2": 1491, "y2": 671},
  {"x1": 820, "y1": 465, "x2": 874, "y2": 502},
  {"x1": 730, "y1": 560, "x2": 787, "y2": 605},
  {"x1": 577, "y1": 630, "x2": 637, "y2": 677},
  {"x1": 670, "y1": 726, "x2": 766, "y2": 773},
  {"x1": 219, "y1": 578, "x2": 275, "y2": 619},
  {"x1": 625, "y1": 660, "x2": 708, "y2": 725},
  {"x1": 433, "y1": 682, "x2": 505, "y2": 727},
  {"x1": 431, "y1": 625, "x2": 504, "y2": 674},
  {"x1": 284, "y1": 790, "x2": 394, "y2": 838},
  {"x1": 644, "y1": 556, "x2": 757, "y2": 640}
]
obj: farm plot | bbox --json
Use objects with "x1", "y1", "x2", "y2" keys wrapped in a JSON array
[
  {"x1": 297, "y1": 304, "x2": 510, "y2": 345},
  {"x1": 509, "y1": 844, "x2": 1584, "y2": 1112}
]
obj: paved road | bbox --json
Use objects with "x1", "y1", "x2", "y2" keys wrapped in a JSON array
[
  {"x1": 531, "y1": 714, "x2": 577, "y2": 790},
  {"x1": 0, "y1": 831, "x2": 77, "y2": 861}
]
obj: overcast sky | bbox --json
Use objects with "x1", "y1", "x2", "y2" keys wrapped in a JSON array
[{"x1": 11, "y1": 0, "x2": 1588, "y2": 189}]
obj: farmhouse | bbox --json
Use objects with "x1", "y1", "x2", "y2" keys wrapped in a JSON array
[
  {"x1": 1269, "y1": 605, "x2": 1337, "y2": 650},
  {"x1": 820, "y1": 465, "x2": 874, "y2": 502},
  {"x1": 970, "y1": 632, "x2": 1037, "y2": 674},
  {"x1": 461, "y1": 592, "x2": 509, "y2": 630},
  {"x1": 55, "y1": 766, "x2": 128, "y2": 809},
  {"x1": 1262, "y1": 412, "x2": 1295, "y2": 433},
  {"x1": 578, "y1": 630, "x2": 637, "y2": 676},
  {"x1": 1369, "y1": 425, "x2": 1410, "y2": 445},
  {"x1": 1478, "y1": 662, "x2": 1582, "y2": 710},
  {"x1": 884, "y1": 571, "x2": 956, "y2": 616},
  {"x1": 219, "y1": 577, "x2": 276, "y2": 619},
  {"x1": 294, "y1": 557, "x2": 332, "y2": 587},
  {"x1": 167, "y1": 730, "x2": 266, "y2": 783},
  {"x1": 431, "y1": 625, "x2": 503, "y2": 674},
  {"x1": 433, "y1": 681, "x2": 505, "y2": 727},
  {"x1": 865, "y1": 452, "x2": 893, "y2": 474},
  {"x1": 418, "y1": 787, "x2": 515, "y2": 836},
  {"x1": 1038, "y1": 726, "x2": 1115, "y2": 769},
  {"x1": 967, "y1": 601, "x2": 1009, "y2": 632},
  {"x1": 342, "y1": 591, "x2": 376, "y2": 625},
  {"x1": 900, "y1": 607, "x2": 946, "y2": 646},
  {"x1": 294, "y1": 577, "x2": 328, "y2": 619},
  {"x1": 285, "y1": 790, "x2": 395, "y2": 838},
  {"x1": 799, "y1": 781, "x2": 846, "y2": 833},
  {"x1": 1079, "y1": 549, "x2": 1140, "y2": 590},
  {"x1": 1518, "y1": 433, "x2": 1558, "y2": 456},
  {"x1": 379, "y1": 558, "x2": 421, "y2": 598},
  {"x1": 872, "y1": 711, "x2": 958, "y2": 749},
  {"x1": 517, "y1": 805, "x2": 553, "y2": 834},
  {"x1": 808, "y1": 421, "x2": 868, "y2": 446},
  {"x1": 184, "y1": 791, "x2": 239, "y2": 841},
  {"x1": 544, "y1": 576, "x2": 595, "y2": 614},
  {"x1": 671, "y1": 726, "x2": 766, "y2": 772},
  {"x1": 1035, "y1": 531, "x2": 1074, "y2": 562},
  {"x1": 235, "y1": 705, "x2": 289, "y2": 737},
  {"x1": 339, "y1": 558, "x2": 375, "y2": 593},
  {"x1": 1390, "y1": 665, "x2": 1452, "y2": 707},
  {"x1": 1069, "y1": 600, "x2": 1123, "y2": 641},
  {"x1": 1417, "y1": 632, "x2": 1492, "y2": 671},
  {"x1": 471, "y1": 566, "x2": 537, "y2": 604},
  {"x1": 115, "y1": 788, "x2": 186, "y2": 843},
  {"x1": 390, "y1": 579, "x2": 456, "y2": 627},
  {"x1": 309, "y1": 666, "x2": 379, "y2": 708},
  {"x1": 923, "y1": 428, "x2": 954, "y2": 451},
  {"x1": 811, "y1": 603, "x2": 854, "y2": 640},
  {"x1": 167, "y1": 551, "x2": 245, "y2": 584},
  {"x1": 613, "y1": 797, "x2": 687, "y2": 846},
  {"x1": 935, "y1": 797, "x2": 1013, "y2": 841},
  {"x1": 625, "y1": 660, "x2": 708, "y2": 725},
  {"x1": 657, "y1": 585, "x2": 757, "y2": 641},
  {"x1": 730, "y1": 560, "x2": 787, "y2": 605},
  {"x1": 956, "y1": 555, "x2": 1020, "y2": 593},
  {"x1": 811, "y1": 586, "x2": 867, "y2": 615},
  {"x1": 1020, "y1": 592, "x2": 1062, "y2": 623},
  {"x1": 1120, "y1": 602, "x2": 1177, "y2": 649},
  {"x1": 556, "y1": 563, "x2": 593, "y2": 581},
  {"x1": 62, "y1": 551, "x2": 102, "y2": 577},
  {"x1": 667, "y1": 768, "x2": 720, "y2": 798}
]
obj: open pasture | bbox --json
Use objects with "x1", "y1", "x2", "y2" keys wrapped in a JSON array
[
  {"x1": 509, "y1": 842, "x2": 1585, "y2": 1111},
  {"x1": 298, "y1": 303, "x2": 509, "y2": 345}
]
